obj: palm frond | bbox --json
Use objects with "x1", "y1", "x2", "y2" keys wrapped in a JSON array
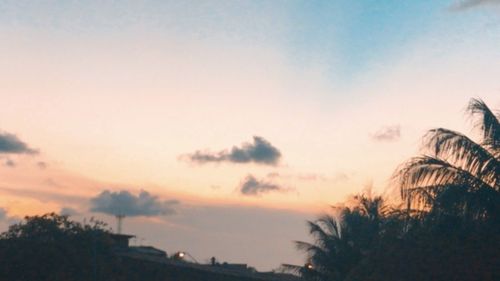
[
  {"x1": 467, "y1": 98, "x2": 500, "y2": 148},
  {"x1": 316, "y1": 215, "x2": 341, "y2": 238},
  {"x1": 357, "y1": 195, "x2": 387, "y2": 220},
  {"x1": 403, "y1": 186, "x2": 437, "y2": 210},
  {"x1": 428, "y1": 183, "x2": 500, "y2": 220},
  {"x1": 294, "y1": 240, "x2": 318, "y2": 252},
  {"x1": 294, "y1": 240, "x2": 335, "y2": 273},
  {"x1": 396, "y1": 156, "x2": 496, "y2": 197},
  {"x1": 278, "y1": 264, "x2": 303, "y2": 275},
  {"x1": 423, "y1": 128, "x2": 499, "y2": 187},
  {"x1": 307, "y1": 220, "x2": 333, "y2": 242}
]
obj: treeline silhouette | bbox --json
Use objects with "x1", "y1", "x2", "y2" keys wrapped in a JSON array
[
  {"x1": 0, "y1": 214, "x2": 294, "y2": 281},
  {"x1": 0, "y1": 214, "x2": 128, "y2": 280},
  {"x1": 284, "y1": 98, "x2": 499, "y2": 281}
]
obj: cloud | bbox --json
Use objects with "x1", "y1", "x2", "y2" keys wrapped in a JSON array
[
  {"x1": 3, "y1": 158, "x2": 15, "y2": 168},
  {"x1": 0, "y1": 208, "x2": 21, "y2": 225},
  {"x1": 266, "y1": 171, "x2": 352, "y2": 183},
  {"x1": 210, "y1": 185, "x2": 222, "y2": 190},
  {"x1": 371, "y1": 125, "x2": 401, "y2": 142},
  {"x1": 0, "y1": 131, "x2": 38, "y2": 154},
  {"x1": 184, "y1": 136, "x2": 281, "y2": 165},
  {"x1": 266, "y1": 172, "x2": 327, "y2": 182},
  {"x1": 0, "y1": 186, "x2": 87, "y2": 205},
  {"x1": 332, "y1": 172, "x2": 350, "y2": 182},
  {"x1": 37, "y1": 161, "x2": 48, "y2": 169},
  {"x1": 43, "y1": 178, "x2": 65, "y2": 188},
  {"x1": 60, "y1": 207, "x2": 79, "y2": 216},
  {"x1": 0, "y1": 208, "x2": 6, "y2": 220},
  {"x1": 239, "y1": 175, "x2": 285, "y2": 196},
  {"x1": 266, "y1": 172, "x2": 281, "y2": 179},
  {"x1": 451, "y1": 0, "x2": 500, "y2": 10},
  {"x1": 90, "y1": 190, "x2": 179, "y2": 217}
]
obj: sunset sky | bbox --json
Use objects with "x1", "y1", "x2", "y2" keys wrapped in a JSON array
[{"x1": 1, "y1": 0, "x2": 499, "y2": 270}]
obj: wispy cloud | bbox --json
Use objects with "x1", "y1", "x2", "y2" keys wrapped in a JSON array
[
  {"x1": 332, "y1": 172, "x2": 350, "y2": 183},
  {"x1": 60, "y1": 207, "x2": 79, "y2": 216},
  {"x1": 0, "y1": 131, "x2": 38, "y2": 154},
  {"x1": 210, "y1": 185, "x2": 222, "y2": 190},
  {"x1": 3, "y1": 158, "x2": 15, "y2": 168},
  {"x1": 90, "y1": 190, "x2": 179, "y2": 217},
  {"x1": 36, "y1": 161, "x2": 48, "y2": 169},
  {"x1": 0, "y1": 207, "x2": 19, "y2": 224},
  {"x1": 0, "y1": 186, "x2": 86, "y2": 205},
  {"x1": 239, "y1": 175, "x2": 286, "y2": 196},
  {"x1": 371, "y1": 125, "x2": 401, "y2": 142},
  {"x1": 43, "y1": 178, "x2": 65, "y2": 188},
  {"x1": 0, "y1": 207, "x2": 6, "y2": 220},
  {"x1": 183, "y1": 136, "x2": 281, "y2": 166},
  {"x1": 266, "y1": 172, "x2": 327, "y2": 182},
  {"x1": 451, "y1": 0, "x2": 500, "y2": 10}
]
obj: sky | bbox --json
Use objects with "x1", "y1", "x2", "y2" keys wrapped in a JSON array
[{"x1": 0, "y1": 0, "x2": 499, "y2": 270}]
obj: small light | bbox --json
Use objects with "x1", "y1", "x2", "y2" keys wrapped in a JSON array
[
  {"x1": 305, "y1": 263, "x2": 313, "y2": 270},
  {"x1": 178, "y1": 252, "x2": 185, "y2": 258}
]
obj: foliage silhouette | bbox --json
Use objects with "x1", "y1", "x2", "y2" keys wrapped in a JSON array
[
  {"x1": 286, "y1": 195, "x2": 389, "y2": 281},
  {"x1": 0, "y1": 213, "x2": 126, "y2": 281},
  {"x1": 290, "y1": 98, "x2": 500, "y2": 281},
  {"x1": 395, "y1": 98, "x2": 499, "y2": 223}
]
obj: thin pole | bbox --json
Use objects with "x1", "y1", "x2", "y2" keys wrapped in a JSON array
[{"x1": 116, "y1": 215, "x2": 125, "y2": 234}]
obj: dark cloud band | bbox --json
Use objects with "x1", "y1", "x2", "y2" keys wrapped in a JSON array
[
  {"x1": 90, "y1": 190, "x2": 178, "y2": 217},
  {"x1": 239, "y1": 175, "x2": 284, "y2": 196},
  {"x1": 0, "y1": 131, "x2": 38, "y2": 154},
  {"x1": 184, "y1": 136, "x2": 281, "y2": 165},
  {"x1": 60, "y1": 207, "x2": 79, "y2": 216},
  {"x1": 451, "y1": 0, "x2": 500, "y2": 10}
]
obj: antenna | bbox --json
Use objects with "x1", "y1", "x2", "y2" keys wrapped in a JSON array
[{"x1": 115, "y1": 214, "x2": 125, "y2": 234}]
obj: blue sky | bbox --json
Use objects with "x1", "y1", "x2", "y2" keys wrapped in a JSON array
[
  {"x1": 0, "y1": 0, "x2": 495, "y2": 87},
  {"x1": 282, "y1": 1, "x2": 438, "y2": 81},
  {"x1": 0, "y1": 1, "x2": 451, "y2": 77}
]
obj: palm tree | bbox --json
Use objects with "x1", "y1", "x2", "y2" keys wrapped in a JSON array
[
  {"x1": 395, "y1": 98, "x2": 499, "y2": 222},
  {"x1": 284, "y1": 195, "x2": 388, "y2": 281}
]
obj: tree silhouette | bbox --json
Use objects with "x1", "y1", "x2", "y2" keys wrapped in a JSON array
[
  {"x1": 291, "y1": 98, "x2": 500, "y2": 281},
  {"x1": 287, "y1": 195, "x2": 388, "y2": 281},
  {"x1": 0, "y1": 213, "x2": 125, "y2": 281},
  {"x1": 395, "y1": 98, "x2": 499, "y2": 223}
]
